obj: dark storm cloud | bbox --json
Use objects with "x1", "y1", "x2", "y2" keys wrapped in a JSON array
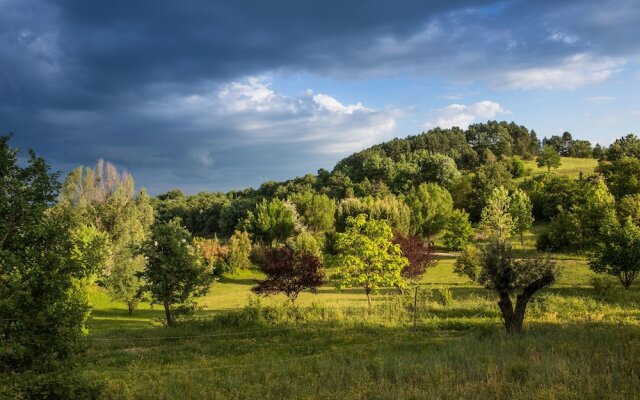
[{"x1": 1, "y1": 0, "x2": 639, "y2": 193}]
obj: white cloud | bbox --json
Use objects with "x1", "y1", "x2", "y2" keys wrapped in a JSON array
[
  {"x1": 139, "y1": 76, "x2": 397, "y2": 155},
  {"x1": 217, "y1": 76, "x2": 294, "y2": 113},
  {"x1": 426, "y1": 100, "x2": 510, "y2": 129},
  {"x1": 548, "y1": 31, "x2": 579, "y2": 44},
  {"x1": 312, "y1": 93, "x2": 368, "y2": 114},
  {"x1": 498, "y1": 53, "x2": 625, "y2": 90}
]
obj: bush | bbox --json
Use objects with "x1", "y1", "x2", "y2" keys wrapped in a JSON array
[
  {"x1": 590, "y1": 276, "x2": 614, "y2": 299},
  {"x1": 10, "y1": 369, "x2": 103, "y2": 400},
  {"x1": 433, "y1": 288, "x2": 455, "y2": 307}
]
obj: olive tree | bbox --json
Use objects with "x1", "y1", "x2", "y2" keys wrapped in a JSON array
[{"x1": 455, "y1": 240, "x2": 556, "y2": 333}]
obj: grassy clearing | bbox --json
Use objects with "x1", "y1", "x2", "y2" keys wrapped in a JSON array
[
  {"x1": 520, "y1": 157, "x2": 598, "y2": 180},
  {"x1": 83, "y1": 254, "x2": 640, "y2": 399}
]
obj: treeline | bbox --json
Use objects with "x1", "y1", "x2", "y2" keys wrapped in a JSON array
[{"x1": 154, "y1": 121, "x2": 602, "y2": 239}]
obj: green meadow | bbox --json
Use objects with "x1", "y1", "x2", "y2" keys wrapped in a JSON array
[
  {"x1": 85, "y1": 250, "x2": 640, "y2": 399},
  {"x1": 520, "y1": 157, "x2": 598, "y2": 180}
]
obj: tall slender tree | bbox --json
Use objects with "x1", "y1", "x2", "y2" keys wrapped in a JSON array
[{"x1": 58, "y1": 160, "x2": 154, "y2": 313}]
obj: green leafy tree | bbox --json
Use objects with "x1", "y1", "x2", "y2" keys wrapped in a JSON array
[
  {"x1": 1, "y1": 135, "x2": 106, "y2": 396},
  {"x1": 332, "y1": 215, "x2": 408, "y2": 306},
  {"x1": 509, "y1": 156, "x2": 526, "y2": 178},
  {"x1": 537, "y1": 145, "x2": 561, "y2": 171},
  {"x1": 58, "y1": 160, "x2": 154, "y2": 314},
  {"x1": 336, "y1": 195, "x2": 411, "y2": 235},
  {"x1": 509, "y1": 188, "x2": 534, "y2": 244},
  {"x1": 596, "y1": 156, "x2": 640, "y2": 199},
  {"x1": 405, "y1": 183, "x2": 453, "y2": 244},
  {"x1": 479, "y1": 186, "x2": 515, "y2": 240},
  {"x1": 286, "y1": 229, "x2": 323, "y2": 257},
  {"x1": 455, "y1": 240, "x2": 556, "y2": 333},
  {"x1": 442, "y1": 209, "x2": 475, "y2": 250},
  {"x1": 417, "y1": 152, "x2": 460, "y2": 188},
  {"x1": 140, "y1": 219, "x2": 213, "y2": 326},
  {"x1": 225, "y1": 230, "x2": 252, "y2": 272},
  {"x1": 243, "y1": 198, "x2": 300, "y2": 245},
  {"x1": 289, "y1": 191, "x2": 335, "y2": 232},
  {"x1": 618, "y1": 194, "x2": 640, "y2": 226},
  {"x1": 606, "y1": 134, "x2": 640, "y2": 160},
  {"x1": 589, "y1": 218, "x2": 640, "y2": 289},
  {"x1": 468, "y1": 161, "x2": 513, "y2": 220}
]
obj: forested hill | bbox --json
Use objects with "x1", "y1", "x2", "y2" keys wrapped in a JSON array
[{"x1": 154, "y1": 120, "x2": 606, "y2": 242}]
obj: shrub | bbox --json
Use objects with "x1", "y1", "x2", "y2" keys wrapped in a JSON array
[
  {"x1": 590, "y1": 276, "x2": 615, "y2": 298},
  {"x1": 433, "y1": 287, "x2": 455, "y2": 307}
]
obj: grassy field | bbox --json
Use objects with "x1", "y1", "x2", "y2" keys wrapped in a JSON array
[
  {"x1": 84, "y1": 252, "x2": 640, "y2": 399},
  {"x1": 520, "y1": 157, "x2": 598, "y2": 180},
  {"x1": 18, "y1": 157, "x2": 638, "y2": 399}
]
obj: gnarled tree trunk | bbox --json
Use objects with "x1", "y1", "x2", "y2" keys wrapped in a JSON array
[{"x1": 497, "y1": 274, "x2": 554, "y2": 334}]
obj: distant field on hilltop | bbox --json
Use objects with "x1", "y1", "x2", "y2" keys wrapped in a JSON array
[{"x1": 521, "y1": 157, "x2": 598, "y2": 179}]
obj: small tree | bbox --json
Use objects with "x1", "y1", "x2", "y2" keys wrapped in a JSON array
[
  {"x1": 393, "y1": 233, "x2": 435, "y2": 282},
  {"x1": 225, "y1": 230, "x2": 252, "y2": 272},
  {"x1": 510, "y1": 156, "x2": 526, "y2": 178},
  {"x1": 537, "y1": 145, "x2": 561, "y2": 171},
  {"x1": 252, "y1": 246, "x2": 324, "y2": 303},
  {"x1": 194, "y1": 237, "x2": 228, "y2": 272},
  {"x1": 332, "y1": 215, "x2": 408, "y2": 306},
  {"x1": 442, "y1": 209, "x2": 475, "y2": 250},
  {"x1": 509, "y1": 188, "x2": 534, "y2": 245},
  {"x1": 104, "y1": 255, "x2": 146, "y2": 315},
  {"x1": 455, "y1": 240, "x2": 556, "y2": 333},
  {"x1": 589, "y1": 218, "x2": 640, "y2": 289},
  {"x1": 479, "y1": 186, "x2": 515, "y2": 240},
  {"x1": 141, "y1": 219, "x2": 213, "y2": 326}
]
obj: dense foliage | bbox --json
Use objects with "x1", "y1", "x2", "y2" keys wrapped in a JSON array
[
  {"x1": 57, "y1": 160, "x2": 154, "y2": 314},
  {"x1": 252, "y1": 246, "x2": 325, "y2": 302},
  {"x1": 331, "y1": 215, "x2": 408, "y2": 306},
  {"x1": 0, "y1": 135, "x2": 105, "y2": 396},
  {"x1": 589, "y1": 218, "x2": 640, "y2": 289},
  {"x1": 140, "y1": 219, "x2": 214, "y2": 326}
]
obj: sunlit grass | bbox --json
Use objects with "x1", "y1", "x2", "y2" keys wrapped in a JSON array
[{"x1": 519, "y1": 157, "x2": 598, "y2": 181}]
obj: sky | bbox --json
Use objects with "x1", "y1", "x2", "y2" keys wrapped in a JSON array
[{"x1": 2, "y1": 0, "x2": 639, "y2": 194}]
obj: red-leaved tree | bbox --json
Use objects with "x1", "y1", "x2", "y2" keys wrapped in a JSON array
[
  {"x1": 393, "y1": 233, "x2": 435, "y2": 282},
  {"x1": 252, "y1": 246, "x2": 325, "y2": 303}
]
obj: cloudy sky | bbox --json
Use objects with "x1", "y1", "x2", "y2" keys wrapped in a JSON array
[{"x1": 2, "y1": 0, "x2": 639, "y2": 193}]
